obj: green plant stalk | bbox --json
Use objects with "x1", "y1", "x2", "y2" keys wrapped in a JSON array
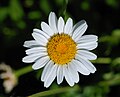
[
  {"x1": 59, "y1": 0, "x2": 68, "y2": 19},
  {"x1": 91, "y1": 58, "x2": 111, "y2": 64},
  {"x1": 15, "y1": 65, "x2": 33, "y2": 78},
  {"x1": 29, "y1": 85, "x2": 80, "y2": 97},
  {"x1": 99, "y1": 74, "x2": 120, "y2": 86}
]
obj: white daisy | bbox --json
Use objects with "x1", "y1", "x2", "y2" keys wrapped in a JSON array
[
  {"x1": 0, "y1": 63, "x2": 18, "y2": 93},
  {"x1": 22, "y1": 12, "x2": 98, "y2": 88}
]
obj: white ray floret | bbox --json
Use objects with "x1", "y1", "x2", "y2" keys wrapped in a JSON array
[
  {"x1": 64, "y1": 18, "x2": 73, "y2": 35},
  {"x1": 58, "y1": 17, "x2": 65, "y2": 34}
]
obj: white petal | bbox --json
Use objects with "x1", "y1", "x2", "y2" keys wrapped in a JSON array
[
  {"x1": 33, "y1": 28, "x2": 50, "y2": 39},
  {"x1": 48, "y1": 12, "x2": 58, "y2": 33},
  {"x1": 72, "y1": 20, "x2": 86, "y2": 32},
  {"x1": 57, "y1": 65, "x2": 64, "y2": 84},
  {"x1": 58, "y1": 17, "x2": 65, "y2": 34},
  {"x1": 23, "y1": 40, "x2": 39, "y2": 48},
  {"x1": 41, "y1": 22, "x2": 54, "y2": 36},
  {"x1": 72, "y1": 20, "x2": 88, "y2": 42},
  {"x1": 41, "y1": 60, "x2": 54, "y2": 81},
  {"x1": 71, "y1": 59, "x2": 90, "y2": 75},
  {"x1": 77, "y1": 35, "x2": 98, "y2": 43},
  {"x1": 68, "y1": 62, "x2": 79, "y2": 83},
  {"x1": 77, "y1": 42, "x2": 98, "y2": 50},
  {"x1": 77, "y1": 50, "x2": 97, "y2": 60},
  {"x1": 25, "y1": 47, "x2": 47, "y2": 55},
  {"x1": 44, "y1": 64, "x2": 58, "y2": 88},
  {"x1": 0, "y1": 73, "x2": 9, "y2": 79},
  {"x1": 22, "y1": 52, "x2": 47, "y2": 63},
  {"x1": 32, "y1": 32, "x2": 48, "y2": 46},
  {"x1": 64, "y1": 18, "x2": 73, "y2": 35},
  {"x1": 75, "y1": 55, "x2": 96, "y2": 73},
  {"x1": 32, "y1": 56, "x2": 50, "y2": 70},
  {"x1": 63, "y1": 65, "x2": 74, "y2": 86}
]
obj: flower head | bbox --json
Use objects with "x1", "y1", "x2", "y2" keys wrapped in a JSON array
[
  {"x1": 0, "y1": 63, "x2": 18, "y2": 93},
  {"x1": 22, "y1": 12, "x2": 98, "y2": 88}
]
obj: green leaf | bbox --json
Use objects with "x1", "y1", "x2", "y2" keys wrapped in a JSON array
[
  {"x1": 16, "y1": 20, "x2": 26, "y2": 29},
  {"x1": 39, "y1": 0, "x2": 51, "y2": 14},
  {"x1": 105, "y1": 0, "x2": 119, "y2": 8},
  {"x1": 28, "y1": 11, "x2": 41, "y2": 19},
  {"x1": 9, "y1": 0, "x2": 24, "y2": 21},
  {"x1": 111, "y1": 57, "x2": 120, "y2": 67},
  {"x1": 103, "y1": 72, "x2": 114, "y2": 80},
  {"x1": 24, "y1": 0, "x2": 34, "y2": 7},
  {"x1": 112, "y1": 29, "x2": 120, "y2": 37},
  {"x1": 81, "y1": 1, "x2": 90, "y2": 11},
  {"x1": 0, "y1": 8, "x2": 8, "y2": 22},
  {"x1": 99, "y1": 29, "x2": 120, "y2": 45},
  {"x1": 55, "y1": 0, "x2": 65, "y2": 6}
]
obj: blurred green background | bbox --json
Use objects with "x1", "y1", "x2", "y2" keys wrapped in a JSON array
[{"x1": 0, "y1": 0, "x2": 120, "y2": 97}]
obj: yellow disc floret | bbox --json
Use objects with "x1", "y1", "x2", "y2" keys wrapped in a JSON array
[{"x1": 47, "y1": 33, "x2": 77, "y2": 65}]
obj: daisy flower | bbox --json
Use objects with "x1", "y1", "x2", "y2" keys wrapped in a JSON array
[
  {"x1": 0, "y1": 63, "x2": 18, "y2": 93},
  {"x1": 22, "y1": 12, "x2": 98, "y2": 88}
]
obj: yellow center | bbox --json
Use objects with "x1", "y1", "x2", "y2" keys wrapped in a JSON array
[
  {"x1": 47, "y1": 33, "x2": 77, "y2": 65},
  {"x1": 56, "y1": 43, "x2": 68, "y2": 54}
]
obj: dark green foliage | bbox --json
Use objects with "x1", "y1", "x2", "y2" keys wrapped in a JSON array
[{"x1": 0, "y1": 0, "x2": 120, "y2": 97}]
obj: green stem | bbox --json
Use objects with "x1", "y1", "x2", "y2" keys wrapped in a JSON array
[
  {"x1": 59, "y1": 0, "x2": 68, "y2": 19},
  {"x1": 15, "y1": 65, "x2": 33, "y2": 78},
  {"x1": 99, "y1": 74, "x2": 120, "y2": 86},
  {"x1": 91, "y1": 58, "x2": 112, "y2": 64},
  {"x1": 29, "y1": 85, "x2": 80, "y2": 97}
]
